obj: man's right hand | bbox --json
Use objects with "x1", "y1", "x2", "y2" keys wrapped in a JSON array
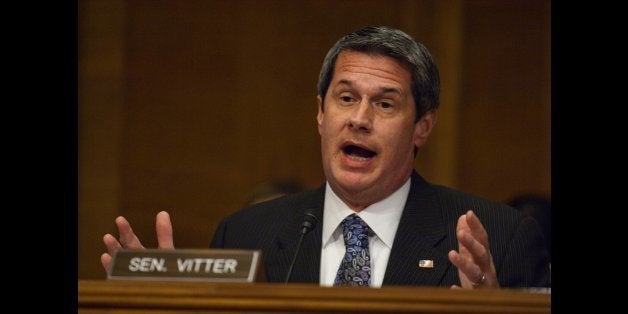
[{"x1": 101, "y1": 211, "x2": 175, "y2": 273}]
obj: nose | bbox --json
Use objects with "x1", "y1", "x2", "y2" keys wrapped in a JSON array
[{"x1": 347, "y1": 101, "x2": 372, "y2": 132}]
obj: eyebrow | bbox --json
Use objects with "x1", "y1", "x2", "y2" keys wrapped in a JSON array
[{"x1": 336, "y1": 79, "x2": 402, "y2": 96}]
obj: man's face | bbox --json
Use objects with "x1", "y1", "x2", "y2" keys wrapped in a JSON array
[{"x1": 317, "y1": 50, "x2": 436, "y2": 210}]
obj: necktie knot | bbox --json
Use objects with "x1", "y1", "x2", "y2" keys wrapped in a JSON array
[
  {"x1": 334, "y1": 213, "x2": 371, "y2": 286},
  {"x1": 341, "y1": 214, "x2": 369, "y2": 247}
]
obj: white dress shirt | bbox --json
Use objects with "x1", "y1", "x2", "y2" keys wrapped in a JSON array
[{"x1": 319, "y1": 178, "x2": 410, "y2": 287}]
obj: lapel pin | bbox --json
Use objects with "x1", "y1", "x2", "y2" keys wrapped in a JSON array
[{"x1": 418, "y1": 260, "x2": 434, "y2": 268}]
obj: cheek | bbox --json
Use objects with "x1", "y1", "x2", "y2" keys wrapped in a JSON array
[
  {"x1": 320, "y1": 112, "x2": 344, "y2": 134},
  {"x1": 386, "y1": 123, "x2": 416, "y2": 150},
  {"x1": 318, "y1": 119, "x2": 335, "y2": 147}
]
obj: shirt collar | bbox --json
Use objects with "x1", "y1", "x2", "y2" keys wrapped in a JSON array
[{"x1": 321, "y1": 178, "x2": 411, "y2": 249}]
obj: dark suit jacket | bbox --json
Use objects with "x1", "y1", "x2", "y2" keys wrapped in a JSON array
[{"x1": 210, "y1": 171, "x2": 551, "y2": 287}]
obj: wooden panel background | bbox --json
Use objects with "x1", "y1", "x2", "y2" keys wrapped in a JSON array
[{"x1": 78, "y1": 0, "x2": 550, "y2": 279}]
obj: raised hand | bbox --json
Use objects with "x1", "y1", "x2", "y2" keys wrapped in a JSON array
[
  {"x1": 447, "y1": 210, "x2": 499, "y2": 289},
  {"x1": 100, "y1": 211, "x2": 174, "y2": 273}
]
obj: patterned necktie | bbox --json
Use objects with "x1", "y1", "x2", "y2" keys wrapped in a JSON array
[{"x1": 334, "y1": 213, "x2": 371, "y2": 286}]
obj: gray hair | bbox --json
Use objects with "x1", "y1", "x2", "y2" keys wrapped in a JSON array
[{"x1": 317, "y1": 26, "x2": 440, "y2": 121}]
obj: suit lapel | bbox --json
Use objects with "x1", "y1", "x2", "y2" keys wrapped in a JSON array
[
  {"x1": 269, "y1": 185, "x2": 325, "y2": 284},
  {"x1": 383, "y1": 172, "x2": 451, "y2": 286}
]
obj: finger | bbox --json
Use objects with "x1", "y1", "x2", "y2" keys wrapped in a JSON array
[
  {"x1": 448, "y1": 250, "x2": 483, "y2": 286},
  {"x1": 101, "y1": 253, "x2": 113, "y2": 273},
  {"x1": 465, "y1": 210, "x2": 489, "y2": 249},
  {"x1": 103, "y1": 233, "x2": 122, "y2": 256},
  {"x1": 448, "y1": 249, "x2": 481, "y2": 277},
  {"x1": 455, "y1": 214, "x2": 472, "y2": 257},
  {"x1": 115, "y1": 216, "x2": 145, "y2": 249},
  {"x1": 156, "y1": 211, "x2": 174, "y2": 249},
  {"x1": 456, "y1": 213, "x2": 470, "y2": 234},
  {"x1": 457, "y1": 229, "x2": 491, "y2": 267}
]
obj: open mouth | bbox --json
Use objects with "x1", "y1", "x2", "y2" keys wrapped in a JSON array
[{"x1": 342, "y1": 144, "x2": 377, "y2": 161}]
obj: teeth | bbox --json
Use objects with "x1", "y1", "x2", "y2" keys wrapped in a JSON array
[{"x1": 348, "y1": 155, "x2": 370, "y2": 161}]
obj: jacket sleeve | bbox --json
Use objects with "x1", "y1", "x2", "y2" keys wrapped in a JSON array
[
  {"x1": 209, "y1": 218, "x2": 228, "y2": 248},
  {"x1": 497, "y1": 215, "x2": 551, "y2": 288}
]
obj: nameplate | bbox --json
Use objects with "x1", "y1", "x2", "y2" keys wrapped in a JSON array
[{"x1": 108, "y1": 249, "x2": 264, "y2": 282}]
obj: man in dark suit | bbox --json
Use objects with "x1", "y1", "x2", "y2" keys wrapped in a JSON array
[{"x1": 102, "y1": 26, "x2": 550, "y2": 288}]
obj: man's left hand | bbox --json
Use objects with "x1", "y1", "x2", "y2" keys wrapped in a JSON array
[{"x1": 447, "y1": 210, "x2": 500, "y2": 289}]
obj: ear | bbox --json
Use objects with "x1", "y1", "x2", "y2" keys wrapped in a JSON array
[
  {"x1": 413, "y1": 109, "x2": 438, "y2": 148},
  {"x1": 316, "y1": 95, "x2": 324, "y2": 135}
]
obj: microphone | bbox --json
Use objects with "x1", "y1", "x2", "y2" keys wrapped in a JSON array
[{"x1": 284, "y1": 209, "x2": 318, "y2": 283}]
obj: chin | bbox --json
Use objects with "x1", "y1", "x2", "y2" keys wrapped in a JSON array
[{"x1": 335, "y1": 172, "x2": 374, "y2": 191}]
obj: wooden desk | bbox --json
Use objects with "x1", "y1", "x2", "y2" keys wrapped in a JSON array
[{"x1": 79, "y1": 279, "x2": 550, "y2": 313}]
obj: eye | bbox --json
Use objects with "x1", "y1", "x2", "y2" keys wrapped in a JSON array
[
  {"x1": 339, "y1": 95, "x2": 355, "y2": 105},
  {"x1": 376, "y1": 101, "x2": 394, "y2": 111}
]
